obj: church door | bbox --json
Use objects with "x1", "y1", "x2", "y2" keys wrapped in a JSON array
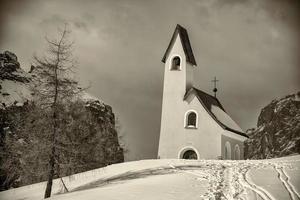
[{"x1": 182, "y1": 150, "x2": 198, "y2": 160}]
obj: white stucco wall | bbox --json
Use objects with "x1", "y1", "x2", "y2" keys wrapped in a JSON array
[
  {"x1": 159, "y1": 91, "x2": 224, "y2": 159},
  {"x1": 158, "y1": 33, "x2": 224, "y2": 160}
]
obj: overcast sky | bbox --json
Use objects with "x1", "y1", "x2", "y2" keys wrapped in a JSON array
[{"x1": 1, "y1": 0, "x2": 299, "y2": 160}]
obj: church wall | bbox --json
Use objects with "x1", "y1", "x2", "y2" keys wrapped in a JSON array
[
  {"x1": 159, "y1": 92, "x2": 224, "y2": 159},
  {"x1": 221, "y1": 134, "x2": 245, "y2": 160},
  {"x1": 179, "y1": 97, "x2": 223, "y2": 159}
]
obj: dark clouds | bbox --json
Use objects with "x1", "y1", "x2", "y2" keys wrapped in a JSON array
[
  {"x1": 0, "y1": 0, "x2": 31, "y2": 44},
  {"x1": 0, "y1": 0, "x2": 299, "y2": 160}
]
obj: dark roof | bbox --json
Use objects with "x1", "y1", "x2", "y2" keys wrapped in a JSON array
[
  {"x1": 184, "y1": 87, "x2": 249, "y2": 138},
  {"x1": 162, "y1": 24, "x2": 197, "y2": 66},
  {"x1": 193, "y1": 88, "x2": 226, "y2": 112}
]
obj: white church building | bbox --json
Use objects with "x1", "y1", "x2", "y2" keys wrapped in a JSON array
[{"x1": 158, "y1": 24, "x2": 248, "y2": 160}]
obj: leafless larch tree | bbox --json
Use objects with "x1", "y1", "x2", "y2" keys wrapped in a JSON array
[{"x1": 33, "y1": 25, "x2": 79, "y2": 198}]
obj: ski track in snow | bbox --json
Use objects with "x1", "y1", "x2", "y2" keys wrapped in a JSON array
[
  {"x1": 274, "y1": 165, "x2": 300, "y2": 200},
  {"x1": 244, "y1": 167, "x2": 275, "y2": 200},
  {"x1": 169, "y1": 160, "x2": 299, "y2": 200}
]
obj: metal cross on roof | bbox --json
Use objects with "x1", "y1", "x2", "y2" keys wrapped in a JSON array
[{"x1": 211, "y1": 76, "x2": 219, "y2": 98}]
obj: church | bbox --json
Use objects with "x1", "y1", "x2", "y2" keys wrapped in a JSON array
[{"x1": 158, "y1": 24, "x2": 248, "y2": 160}]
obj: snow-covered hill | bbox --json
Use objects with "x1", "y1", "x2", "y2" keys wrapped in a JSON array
[{"x1": 1, "y1": 156, "x2": 299, "y2": 200}]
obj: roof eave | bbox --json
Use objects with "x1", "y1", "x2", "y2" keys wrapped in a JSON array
[{"x1": 224, "y1": 127, "x2": 249, "y2": 138}]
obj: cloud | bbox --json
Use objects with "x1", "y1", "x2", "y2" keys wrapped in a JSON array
[
  {"x1": 39, "y1": 14, "x2": 66, "y2": 27},
  {"x1": 0, "y1": 0, "x2": 33, "y2": 44}
]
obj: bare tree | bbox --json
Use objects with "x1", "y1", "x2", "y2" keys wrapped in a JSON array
[
  {"x1": 1, "y1": 24, "x2": 124, "y2": 194},
  {"x1": 33, "y1": 24, "x2": 79, "y2": 198}
]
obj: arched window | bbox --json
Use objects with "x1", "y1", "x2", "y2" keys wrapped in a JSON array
[
  {"x1": 224, "y1": 142, "x2": 231, "y2": 160},
  {"x1": 185, "y1": 111, "x2": 197, "y2": 128},
  {"x1": 171, "y1": 56, "x2": 181, "y2": 70},
  {"x1": 234, "y1": 145, "x2": 240, "y2": 160}
]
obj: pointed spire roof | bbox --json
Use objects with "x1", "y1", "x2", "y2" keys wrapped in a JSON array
[{"x1": 162, "y1": 24, "x2": 197, "y2": 66}]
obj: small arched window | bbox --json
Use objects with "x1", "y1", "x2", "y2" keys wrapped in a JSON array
[
  {"x1": 171, "y1": 56, "x2": 181, "y2": 70},
  {"x1": 185, "y1": 111, "x2": 197, "y2": 128},
  {"x1": 224, "y1": 142, "x2": 231, "y2": 160},
  {"x1": 234, "y1": 145, "x2": 240, "y2": 160}
]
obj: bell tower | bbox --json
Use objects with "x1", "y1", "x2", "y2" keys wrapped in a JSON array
[
  {"x1": 158, "y1": 24, "x2": 197, "y2": 159},
  {"x1": 161, "y1": 24, "x2": 197, "y2": 94}
]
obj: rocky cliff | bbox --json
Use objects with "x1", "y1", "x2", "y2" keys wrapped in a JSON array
[
  {"x1": 245, "y1": 92, "x2": 300, "y2": 159},
  {"x1": 0, "y1": 51, "x2": 124, "y2": 190}
]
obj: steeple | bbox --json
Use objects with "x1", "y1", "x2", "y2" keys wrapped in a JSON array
[
  {"x1": 162, "y1": 24, "x2": 197, "y2": 66},
  {"x1": 161, "y1": 24, "x2": 197, "y2": 92}
]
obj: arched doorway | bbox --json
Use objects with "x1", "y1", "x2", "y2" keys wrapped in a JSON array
[
  {"x1": 224, "y1": 142, "x2": 231, "y2": 160},
  {"x1": 182, "y1": 150, "x2": 198, "y2": 160},
  {"x1": 234, "y1": 145, "x2": 240, "y2": 160},
  {"x1": 178, "y1": 146, "x2": 199, "y2": 160}
]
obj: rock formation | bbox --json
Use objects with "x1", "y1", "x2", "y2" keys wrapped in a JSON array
[
  {"x1": 245, "y1": 92, "x2": 300, "y2": 159},
  {"x1": 0, "y1": 51, "x2": 124, "y2": 190}
]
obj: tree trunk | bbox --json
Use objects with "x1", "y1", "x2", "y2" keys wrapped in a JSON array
[
  {"x1": 44, "y1": 60, "x2": 59, "y2": 198},
  {"x1": 44, "y1": 146, "x2": 55, "y2": 198}
]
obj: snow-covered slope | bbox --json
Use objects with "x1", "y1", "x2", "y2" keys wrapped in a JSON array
[{"x1": 1, "y1": 156, "x2": 299, "y2": 200}]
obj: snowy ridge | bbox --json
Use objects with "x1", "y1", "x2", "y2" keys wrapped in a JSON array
[
  {"x1": 81, "y1": 92, "x2": 104, "y2": 104},
  {"x1": 0, "y1": 51, "x2": 33, "y2": 109},
  {"x1": 1, "y1": 155, "x2": 299, "y2": 200},
  {"x1": 0, "y1": 79, "x2": 32, "y2": 109},
  {"x1": 0, "y1": 50, "x2": 105, "y2": 110}
]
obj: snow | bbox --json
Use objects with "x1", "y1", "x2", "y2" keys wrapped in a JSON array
[
  {"x1": 249, "y1": 167, "x2": 289, "y2": 200},
  {"x1": 258, "y1": 125, "x2": 265, "y2": 132},
  {"x1": 0, "y1": 79, "x2": 32, "y2": 108},
  {"x1": 52, "y1": 172, "x2": 208, "y2": 200},
  {"x1": 0, "y1": 156, "x2": 300, "y2": 200},
  {"x1": 81, "y1": 92, "x2": 103, "y2": 104},
  {"x1": 211, "y1": 105, "x2": 243, "y2": 132}
]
